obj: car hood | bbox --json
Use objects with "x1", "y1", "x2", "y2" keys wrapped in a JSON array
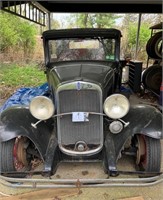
[{"x1": 48, "y1": 61, "x2": 117, "y2": 87}]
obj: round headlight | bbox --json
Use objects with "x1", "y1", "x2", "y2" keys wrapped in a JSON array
[
  {"x1": 104, "y1": 94, "x2": 129, "y2": 119},
  {"x1": 29, "y1": 96, "x2": 54, "y2": 120}
]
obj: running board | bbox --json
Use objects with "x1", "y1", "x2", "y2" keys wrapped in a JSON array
[{"x1": 0, "y1": 174, "x2": 163, "y2": 188}]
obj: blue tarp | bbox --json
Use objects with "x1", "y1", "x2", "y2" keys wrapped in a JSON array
[{"x1": 0, "y1": 83, "x2": 49, "y2": 113}]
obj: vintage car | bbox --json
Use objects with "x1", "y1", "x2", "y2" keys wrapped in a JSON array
[{"x1": 0, "y1": 28, "x2": 162, "y2": 185}]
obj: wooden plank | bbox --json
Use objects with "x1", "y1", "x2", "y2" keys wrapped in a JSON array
[
  {"x1": 119, "y1": 196, "x2": 144, "y2": 200},
  {"x1": 0, "y1": 188, "x2": 79, "y2": 200}
]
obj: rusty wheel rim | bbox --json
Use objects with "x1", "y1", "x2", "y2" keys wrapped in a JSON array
[
  {"x1": 13, "y1": 137, "x2": 29, "y2": 171},
  {"x1": 136, "y1": 135, "x2": 147, "y2": 168}
]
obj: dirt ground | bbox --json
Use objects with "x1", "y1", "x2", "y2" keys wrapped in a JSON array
[
  {"x1": 0, "y1": 186, "x2": 162, "y2": 200},
  {"x1": 0, "y1": 93, "x2": 162, "y2": 200}
]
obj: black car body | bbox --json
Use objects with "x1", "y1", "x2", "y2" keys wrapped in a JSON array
[{"x1": 0, "y1": 28, "x2": 162, "y2": 185}]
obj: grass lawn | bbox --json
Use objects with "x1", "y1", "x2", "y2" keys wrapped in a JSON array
[{"x1": 0, "y1": 64, "x2": 46, "y2": 102}]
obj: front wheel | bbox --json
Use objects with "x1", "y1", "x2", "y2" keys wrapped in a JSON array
[
  {"x1": 1, "y1": 137, "x2": 31, "y2": 177},
  {"x1": 135, "y1": 134, "x2": 161, "y2": 177}
]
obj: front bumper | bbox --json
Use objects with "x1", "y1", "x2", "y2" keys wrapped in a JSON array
[{"x1": 0, "y1": 172, "x2": 163, "y2": 188}]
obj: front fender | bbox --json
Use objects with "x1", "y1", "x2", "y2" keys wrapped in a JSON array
[
  {"x1": 0, "y1": 106, "x2": 55, "y2": 160},
  {"x1": 123, "y1": 104, "x2": 162, "y2": 139},
  {"x1": 112, "y1": 104, "x2": 162, "y2": 159}
]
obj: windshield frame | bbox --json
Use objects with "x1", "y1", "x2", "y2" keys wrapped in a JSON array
[
  {"x1": 43, "y1": 29, "x2": 121, "y2": 66},
  {"x1": 47, "y1": 37, "x2": 117, "y2": 63}
]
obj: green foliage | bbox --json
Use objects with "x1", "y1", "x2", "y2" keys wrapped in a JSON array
[
  {"x1": 128, "y1": 23, "x2": 151, "y2": 51},
  {"x1": 125, "y1": 22, "x2": 151, "y2": 60},
  {"x1": 0, "y1": 11, "x2": 37, "y2": 54},
  {"x1": 0, "y1": 11, "x2": 19, "y2": 51},
  {"x1": 17, "y1": 20, "x2": 37, "y2": 50},
  {"x1": 68, "y1": 13, "x2": 119, "y2": 28},
  {"x1": 121, "y1": 14, "x2": 152, "y2": 61}
]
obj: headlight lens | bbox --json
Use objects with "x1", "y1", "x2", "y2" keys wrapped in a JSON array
[
  {"x1": 104, "y1": 94, "x2": 129, "y2": 119},
  {"x1": 29, "y1": 96, "x2": 54, "y2": 120}
]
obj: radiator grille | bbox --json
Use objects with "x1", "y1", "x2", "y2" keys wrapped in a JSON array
[{"x1": 58, "y1": 89, "x2": 102, "y2": 145}]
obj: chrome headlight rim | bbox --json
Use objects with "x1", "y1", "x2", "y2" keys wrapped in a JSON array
[
  {"x1": 29, "y1": 96, "x2": 55, "y2": 120},
  {"x1": 103, "y1": 94, "x2": 130, "y2": 119}
]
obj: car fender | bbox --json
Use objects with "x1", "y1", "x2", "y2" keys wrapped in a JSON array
[
  {"x1": 112, "y1": 104, "x2": 162, "y2": 159},
  {"x1": 123, "y1": 104, "x2": 162, "y2": 139},
  {"x1": 0, "y1": 106, "x2": 55, "y2": 161}
]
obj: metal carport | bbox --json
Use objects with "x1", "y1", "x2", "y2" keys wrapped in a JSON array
[{"x1": 1, "y1": 1, "x2": 162, "y2": 24}]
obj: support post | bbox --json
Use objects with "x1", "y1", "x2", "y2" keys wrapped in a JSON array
[
  {"x1": 48, "y1": 12, "x2": 51, "y2": 30},
  {"x1": 135, "y1": 13, "x2": 142, "y2": 60}
]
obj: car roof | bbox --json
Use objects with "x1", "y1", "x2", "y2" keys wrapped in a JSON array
[{"x1": 42, "y1": 28, "x2": 122, "y2": 40}]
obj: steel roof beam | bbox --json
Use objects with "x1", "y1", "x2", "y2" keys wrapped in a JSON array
[{"x1": 1, "y1": 1, "x2": 46, "y2": 26}]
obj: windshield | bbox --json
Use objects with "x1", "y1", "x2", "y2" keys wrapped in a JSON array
[{"x1": 48, "y1": 38, "x2": 116, "y2": 62}]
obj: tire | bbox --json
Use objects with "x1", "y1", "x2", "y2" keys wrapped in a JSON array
[
  {"x1": 146, "y1": 31, "x2": 162, "y2": 59},
  {"x1": 142, "y1": 65, "x2": 162, "y2": 94},
  {"x1": 1, "y1": 139, "x2": 15, "y2": 172},
  {"x1": 135, "y1": 134, "x2": 161, "y2": 177},
  {"x1": 1, "y1": 138, "x2": 31, "y2": 177}
]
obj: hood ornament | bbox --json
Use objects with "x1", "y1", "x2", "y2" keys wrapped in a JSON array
[{"x1": 77, "y1": 82, "x2": 81, "y2": 90}]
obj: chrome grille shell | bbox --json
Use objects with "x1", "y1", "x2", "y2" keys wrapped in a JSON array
[{"x1": 56, "y1": 81, "x2": 103, "y2": 156}]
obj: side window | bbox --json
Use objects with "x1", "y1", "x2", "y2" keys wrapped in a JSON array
[{"x1": 49, "y1": 40, "x2": 57, "y2": 62}]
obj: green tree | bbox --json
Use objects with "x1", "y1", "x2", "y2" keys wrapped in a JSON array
[
  {"x1": 121, "y1": 14, "x2": 154, "y2": 61},
  {"x1": 0, "y1": 11, "x2": 19, "y2": 51},
  {"x1": 0, "y1": 10, "x2": 37, "y2": 62},
  {"x1": 16, "y1": 20, "x2": 37, "y2": 60},
  {"x1": 128, "y1": 23, "x2": 151, "y2": 53},
  {"x1": 68, "y1": 13, "x2": 119, "y2": 28}
]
